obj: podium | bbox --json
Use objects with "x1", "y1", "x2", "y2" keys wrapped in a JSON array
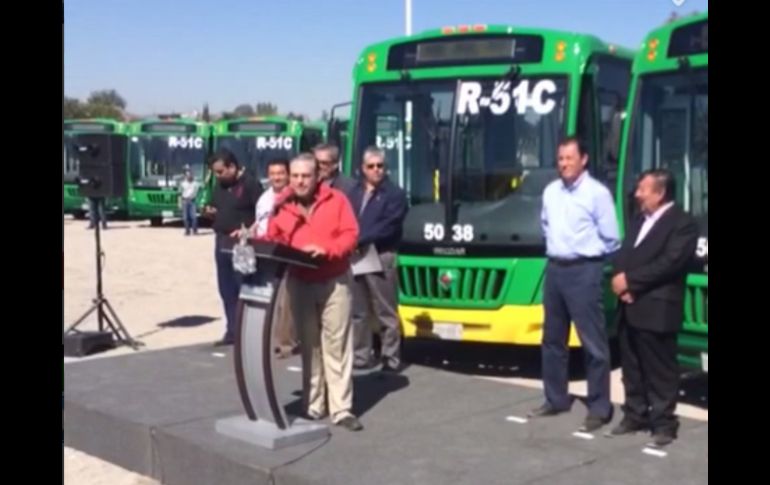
[{"x1": 215, "y1": 241, "x2": 329, "y2": 449}]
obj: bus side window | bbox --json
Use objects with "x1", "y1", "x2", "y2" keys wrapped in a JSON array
[{"x1": 595, "y1": 56, "x2": 632, "y2": 187}]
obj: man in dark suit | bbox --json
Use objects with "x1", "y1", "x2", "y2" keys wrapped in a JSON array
[
  {"x1": 610, "y1": 169, "x2": 698, "y2": 448},
  {"x1": 348, "y1": 147, "x2": 408, "y2": 372},
  {"x1": 313, "y1": 143, "x2": 356, "y2": 200}
]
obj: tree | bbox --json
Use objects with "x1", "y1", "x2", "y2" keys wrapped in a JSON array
[
  {"x1": 64, "y1": 97, "x2": 88, "y2": 119},
  {"x1": 321, "y1": 110, "x2": 330, "y2": 122},
  {"x1": 234, "y1": 104, "x2": 255, "y2": 117},
  {"x1": 87, "y1": 89, "x2": 127, "y2": 110},
  {"x1": 86, "y1": 103, "x2": 123, "y2": 120},
  {"x1": 202, "y1": 103, "x2": 211, "y2": 122},
  {"x1": 256, "y1": 102, "x2": 278, "y2": 115},
  {"x1": 285, "y1": 112, "x2": 306, "y2": 122}
]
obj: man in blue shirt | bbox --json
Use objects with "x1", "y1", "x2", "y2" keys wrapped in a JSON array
[{"x1": 531, "y1": 136, "x2": 620, "y2": 433}]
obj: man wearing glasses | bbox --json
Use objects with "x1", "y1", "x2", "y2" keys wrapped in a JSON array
[
  {"x1": 313, "y1": 143, "x2": 356, "y2": 199},
  {"x1": 348, "y1": 147, "x2": 408, "y2": 372}
]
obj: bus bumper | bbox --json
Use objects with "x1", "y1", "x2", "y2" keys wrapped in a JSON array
[{"x1": 399, "y1": 304, "x2": 581, "y2": 347}]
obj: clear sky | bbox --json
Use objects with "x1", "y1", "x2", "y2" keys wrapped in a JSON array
[{"x1": 64, "y1": 0, "x2": 708, "y2": 119}]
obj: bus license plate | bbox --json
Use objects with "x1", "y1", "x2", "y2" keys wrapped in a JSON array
[
  {"x1": 701, "y1": 352, "x2": 708, "y2": 372},
  {"x1": 433, "y1": 323, "x2": 463, "y2": 340},
  {"x1": 162, "y1": 210, "x2": 174, "y2": 218}
]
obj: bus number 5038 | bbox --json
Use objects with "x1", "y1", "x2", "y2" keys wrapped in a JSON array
[{"x1": 424, "y1": 223, "x2": 474, "y2": 243}]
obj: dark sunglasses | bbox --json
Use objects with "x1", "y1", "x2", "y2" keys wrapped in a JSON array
[{"x1": 365, "y1": 163, "x2": 384, "y2": 170}]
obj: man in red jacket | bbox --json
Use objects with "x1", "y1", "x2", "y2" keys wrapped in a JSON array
[{"x1": 266, "y1": 153, "x2": 363, "y2": 431}]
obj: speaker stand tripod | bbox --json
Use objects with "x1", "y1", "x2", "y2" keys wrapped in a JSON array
[{"x1": 64, "y1": 197, "x2": 142, "y2": 355}]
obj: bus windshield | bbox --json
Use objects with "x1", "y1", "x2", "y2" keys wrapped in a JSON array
[
  {"x1": 129, "y1": 135, "x2": 207, "y2": 188},
  {"x1": 215, "y1": 136, "x2": 295, "y2": 181},
  {"x1": 357, "y1": 80, "x2": 454, "y2": 207},
  {"x1": 627, "y1": 69, "x2": 708, "y2": 239},
  {"x1": 63, "y1": 133, "x2": 80, "y2": 183},
  {"x1": 454, "y1": 77, "x2": 567, "y2": 202},
  {"x1": 355, "y1": 76, "x2": 568, "y2": 248}
]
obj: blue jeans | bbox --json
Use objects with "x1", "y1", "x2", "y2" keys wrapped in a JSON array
[
  {"x1": 215, "y1": 236, "x2": 242, "y2": 341},
  {"x1": 88, "y1": 199, "x2": 106, "y2": 229},
  {"x1": 182, "y1": 199, "x2": 198, "y2": 234}
]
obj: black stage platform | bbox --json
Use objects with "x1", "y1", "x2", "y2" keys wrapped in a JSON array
[{"x1": 64, "y1": 344, "x2": 708, "y2": 485}]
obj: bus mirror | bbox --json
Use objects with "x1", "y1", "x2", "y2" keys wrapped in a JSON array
[{"x1": 327, "y1": 119, "x2": 341, "y2": 146}]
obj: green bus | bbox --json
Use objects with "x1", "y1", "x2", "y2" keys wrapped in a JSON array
[
  {"x1": 341, "y1": 25, "x2": 634, "y2": 348},
  {"x1": 64, "y1": 119, "x2": 129, "y2": 219},
  {"x1": 126, "y1": 118, "x2": 211, "y2": 226},
  {"x1": 617, "y1": 13, "x2": 708, "y2": 371},
  {"x1": 210, "y1": 116, "x2": 325, "y2": 188}
]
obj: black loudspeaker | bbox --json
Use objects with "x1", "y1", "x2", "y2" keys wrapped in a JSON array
[{"x1": 75, "y1": 134, "x2": 127, "y2": 198}]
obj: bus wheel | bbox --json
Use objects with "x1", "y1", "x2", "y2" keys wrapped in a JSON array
[
  {"x1": 73, "y1": 210, "x2": 87, "y2": 220},
  {"x1": 150, "y1": 217, "x2": 163, "y2": 227}
]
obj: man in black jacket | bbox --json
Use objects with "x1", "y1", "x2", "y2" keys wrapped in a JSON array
[
  {"x1": 314, "y1": 143, "x2": 356, "y2": 199},
  {"x1": 348, "y1": 147, "x2": 408, "y2": 372},
  {"x1": 610, "y1": 169, "x2": 698, "y2": 447},
  {"x1": 203, "y1": 149, "x2": 262, "y2": 346}
]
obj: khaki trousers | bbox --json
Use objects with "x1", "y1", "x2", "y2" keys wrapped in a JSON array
[{"x1": 287, "y1": 272, "x2": 354, "y2": 423}]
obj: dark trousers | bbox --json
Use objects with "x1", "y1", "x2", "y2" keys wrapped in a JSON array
[
  {"x1": 619, "y1": 318, "x2": 679, "y2": 434},
  {"x1": 542, "y1": 261, "x2": 612, "y2": 418},
  {"x1": 182, "y1": 200, "x2": 198, "y2": 234},
  {"x1": 351, "y1": 251, "x2": 401, "y2": 367},
  {"x1": 215, "y1": 237, "x2": 243, "y2": 340},
  {"x1": 88, "y1": 199, "x2": 106, "y2": 229}
]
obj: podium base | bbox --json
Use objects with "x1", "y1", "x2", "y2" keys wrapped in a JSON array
[{"x1": 215, "y1": 416, "x2": 329, "y2": 450}]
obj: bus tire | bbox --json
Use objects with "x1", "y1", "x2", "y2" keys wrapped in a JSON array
[
  {"x1": 150, "y1": 217, "x2": 163, "y2": 227},
  {"x1": 73, "y1": 210, "x2": 87, "y2": 220}
]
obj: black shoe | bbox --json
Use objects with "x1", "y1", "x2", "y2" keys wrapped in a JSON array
[
  {"x1": 336, "y1": 416, "x2": 363, "y2": 431},
  {"x1": 528, "y1": 404, "x2": 569, "y2": 418},
  {"x1": 608, "y1": 419, "x2": 647, "y2": 437},
  {"x1": 380, "y1": 362, "x2": 404, "y2": 374},
  {"x1": 579, "y1": 408, "x2": 614, "y2": 433},
  {"x1": 647, "y1": 431, "x2": 676, "y2": 448}
]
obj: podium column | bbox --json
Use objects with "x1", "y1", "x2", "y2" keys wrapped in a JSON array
[{"x1": 216, "y1": 261, "x2": 329, "y2": 450}]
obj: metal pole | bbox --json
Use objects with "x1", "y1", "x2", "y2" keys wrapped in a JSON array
[
  {"x1": 93, "y1": 198, "x2": 105, "y2": 333},
  {"x1": 405, "y1": 0, "x2": 412, "y2": 36}
]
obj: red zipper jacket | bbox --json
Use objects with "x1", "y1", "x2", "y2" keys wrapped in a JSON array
[{"x1": 266, "y1": 183, "x2": 359, "y2": 282}]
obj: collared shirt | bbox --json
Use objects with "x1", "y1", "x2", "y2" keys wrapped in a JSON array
[
  {"x1": 634, "y1": 201, "x2": 675, "y2": 247},
  {"x1": 541, "y1": 171, "x2": 620, "y2": 259},
  {"x1": 179, "y1": 179, "x2": 200, "y2": 200},
  {"x1": 359, "y1": 188, "x2": 374, "y2": 215},
  {"x1": 254, "y1": 187, "x2": 280, "y2": 237}
]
